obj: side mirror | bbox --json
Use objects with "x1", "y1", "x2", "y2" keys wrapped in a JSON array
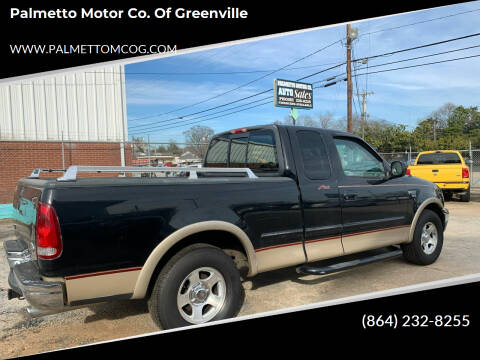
[{"x1": 390, "y1": 160, "x2": 406, "y2": 178}]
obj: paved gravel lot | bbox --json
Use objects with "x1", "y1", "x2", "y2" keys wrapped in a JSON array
[{"x1": 1, "y1": 197, "x2": 480, "y2": 358}]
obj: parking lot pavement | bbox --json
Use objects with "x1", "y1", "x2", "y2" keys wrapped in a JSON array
[{"x1": 1, "y1": 198, "x2": 480, "y2": 358}]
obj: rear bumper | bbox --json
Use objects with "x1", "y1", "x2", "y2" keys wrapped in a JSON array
[
  {"x1": 5, "y1": 239, "x2": 65, "y2": 315},
  {"x1": 435, "y1": 182, "x2": 469, "y2": 191}
]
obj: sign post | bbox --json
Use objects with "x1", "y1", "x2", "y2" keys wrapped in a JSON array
[
  {"x1": 273, "y1": 79, "x2": 313, "y2": 125},
  {"x1": 290, "y1": 108, "x2": 299, "y2": 126}
]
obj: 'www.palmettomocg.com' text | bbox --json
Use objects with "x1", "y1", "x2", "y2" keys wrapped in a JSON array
[{"x1": 10, "y1": 44, "x2": 177, "y2": 55}]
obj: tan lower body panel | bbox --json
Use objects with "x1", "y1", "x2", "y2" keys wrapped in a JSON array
[
  {"x1": 256, "y1": 242, "x2": 305, "y2": 273},
  {"x1": 65, "y1": 267, "x2": 141, "y2": 304},
  {"x1": 305, "y1": 236, "x2": 344, "y2": 262},
  {"x1": 342, "y1": 225, "x2": 410, "y2": 255}
]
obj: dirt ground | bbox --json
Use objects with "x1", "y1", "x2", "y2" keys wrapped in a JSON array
[{"x1": 1, "y1": 196, "x2": 480, "y2": 358}]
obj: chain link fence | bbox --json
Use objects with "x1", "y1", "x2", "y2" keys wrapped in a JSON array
[
  {"x1": 380, "y1": 149, "x2": 480, "y2": 188},
  {"x1": 2, "y1": 138, "x2": 480, "y2": 203},
  {"x1": 0, "y1": 139, "x2": 210, "y2": 203}
]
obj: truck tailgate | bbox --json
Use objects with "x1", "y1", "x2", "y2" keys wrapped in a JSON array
[
  {"x1": 410, "y1": 164, "x2": 463, "y2": 183},
  {"x1": 12, "y1": 179, "x2": 48, "y2": 257}
]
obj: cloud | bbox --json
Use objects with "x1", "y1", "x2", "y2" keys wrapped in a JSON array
[{"x1": 126, "y1": 78, "x2": 263, "y2": 106}]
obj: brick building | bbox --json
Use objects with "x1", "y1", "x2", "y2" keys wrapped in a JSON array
[{"x1": 0, "y1": 65, "x2": 129, "y2": 204}]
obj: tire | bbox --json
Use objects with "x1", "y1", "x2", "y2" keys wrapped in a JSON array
[
  {"x1": 460, "y1": 186, "x2": 471, "y2": 202},
  {"x1": 443, "y1": 191, "x2": 453, "y2": 201},
  {"x1": 148, "y1": 244, "x2": 243, "y2": 329},
  {"x1": 401, "y1": 209, "x2": 443, "y2": 265}
]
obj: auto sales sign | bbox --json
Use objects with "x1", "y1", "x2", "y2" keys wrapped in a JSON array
[{"x1": 273, "y1": 79, "x2": 313, "y2": 109}]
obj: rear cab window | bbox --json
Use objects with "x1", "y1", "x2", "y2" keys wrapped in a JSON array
[
  {"x1": 296, "y1": 130, "x2": 331, "y2": 180},
  {"x1": 204, "y1": 128, "x2": 280, "y2": 176},
  {"x1": 416, "y1": 152, "x2": 461, "y2": 165}
]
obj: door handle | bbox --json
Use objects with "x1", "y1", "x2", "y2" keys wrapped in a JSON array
[{"x1": 343, "y1": 194, "x2": 357, "y2": 201}]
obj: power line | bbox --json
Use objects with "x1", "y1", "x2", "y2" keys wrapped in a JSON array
[
  {"x1": 129, "y1": 95, "x2": 273, "y2": 132},
  {"x1": 351, "y1": 45, "x2": 362, "y2": 118},
  {"x1": 359, "y1": 7, "x2": 480, "y2": 38},
  {"x1": 129, "y1": 33, "x2": 480, "y2": 133},
  {"x1": 128, "y1": 40, "x2": 342, "y2": 123},
  {"x1": 132, "y1": 82, "x2": 331, "y2": 134},
  {"x1": 129, "y1": 61, "x2": 344, "y2": 130},
  {"x1": 131, "y1": 31, "x2": 480, "y2": 129},
  {"x1": 356, "y1": 44, "x2": 480, "y2": 71},
  {"x1": 128, "y1": 69, "x2": 338, "y2": 132},
  {"x1": 150, "y1": 53, "x2": 480, "y2": 134},
  {"x1": 128, "y1": 89, "x2": 273, "y2": 129},
  {"x1": 315, "y1": 43, "x2": 480, "y2": 84},
  {"x1": 131, "y1": 85, "x2": 324, "y2": 135},
  {"x1": 353, "y1": 32, "x2": 480, "y2": 63},
  {"x1": 95, "y1": 61, "x2": 345, "y2": 76},
  {"x1": 352, "y1": 53, "x2": 480, "y2": 78},
  {"x1": 130, "y1": 100, "x2": 273, "y2": 134},
  {"x1": 314, "y1": 53, "x2": 480, "y2": 89}
]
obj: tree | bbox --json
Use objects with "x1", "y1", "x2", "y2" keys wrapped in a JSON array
[
  {"x1": 167, "y1": 140, "x2": 182, "y2": 156},
  {"x1": 274, "y1": 112, "x2": 334, "y2": 128},
  {"x1": 318, "y1": 112, "x2": 334, "y2": 129},
  {"x1": 409, "y1": 104, "x2": 480, "y2": 151},
  {"x1": 156, "y1": 145, "x2": 168, "y2": 153},
  {"x1": 335, "y1": 114, "x2": 362, "y2": 133},
  {"x1": 428, "y1": 102, "x2": 456, "y2": 134},
  {"x1": 183, "y1": 125, "x2": 214, "y2": 158},
  {"x1": 131, "y1": 136, "x2": 147, "y2": 154}
]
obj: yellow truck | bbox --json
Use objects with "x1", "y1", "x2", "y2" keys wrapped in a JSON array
[{"x1": 407, "y1": 150, "x2": 471, "y2": 202}]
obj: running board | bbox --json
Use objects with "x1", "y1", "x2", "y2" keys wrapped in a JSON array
[{"x1": 296, "y1": 246, "x2": 403, "y2": 276}]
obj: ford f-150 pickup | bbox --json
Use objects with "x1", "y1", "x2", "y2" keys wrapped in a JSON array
[{"x1": 4, "y1": 124, "x2": 449, "y2": 329}]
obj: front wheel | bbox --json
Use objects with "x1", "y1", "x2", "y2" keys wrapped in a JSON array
[
  {"x1": 401, "y1": 209, "x2": 443, "y2": 265},
  {"x1": 148, "y1": 244, "x2": 243, "y2": 329}
]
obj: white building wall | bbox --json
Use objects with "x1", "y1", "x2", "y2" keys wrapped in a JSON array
[{"x1": 0, "y1": 64, "x2": 127, "y2": 142}]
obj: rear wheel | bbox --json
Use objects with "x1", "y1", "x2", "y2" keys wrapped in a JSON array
[
  {"x1": 148, "y1": 244, "x2": 243, "y2": 329},
  {"x1": 401, "y1": 209, "x2": 443, "y2": 265},
  {"x1": 443, "y1": 191, "x2": 453, "y2": 201},
  {"x1": 459, "y1": 186, "x2": 471, "y2": 202}
]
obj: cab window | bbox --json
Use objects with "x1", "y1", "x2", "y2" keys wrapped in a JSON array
[
  {"x1": 297, "y1": 131, "x2": 331, "y2": 180},
  {"x1": 246, "y1": 130, "x2": 279, "y2": 171},
  {"x1": 204, "y1": 136, "x2": 229, "y2": 167},
  {"x1": 334, "y1": 137, "x2": 385, "y2": 178},
  {"x1": 229, "y1": 137, "x2": 248, "y2": 167}
]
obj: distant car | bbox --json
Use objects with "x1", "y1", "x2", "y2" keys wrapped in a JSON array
[{"x1": 407, "y1": 150, "x2": 470, "y2": 202}]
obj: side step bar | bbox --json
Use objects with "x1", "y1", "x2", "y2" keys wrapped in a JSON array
[{"x1": 296, "y1": 246, "x2": 403, "y2": 276}]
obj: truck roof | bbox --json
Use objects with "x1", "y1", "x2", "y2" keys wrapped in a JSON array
[{"x1": 213, "y1": 123, "x2": 359, "y2": 139}]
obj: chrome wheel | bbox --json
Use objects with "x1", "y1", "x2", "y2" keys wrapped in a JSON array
[
  {"x1": 177, "y1": 267, "x2": 226, "y2": 324},
  {"x1": 421, "y1": 221, "x2": 438, "y2": 255}
]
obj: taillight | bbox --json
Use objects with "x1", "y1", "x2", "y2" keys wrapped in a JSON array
[
  {"x1": 406, "y1": 168, "x2": 411, "y2": 176},
  {"x1": 462, "y1": 167, "x2": 469, "y2": 179},
  {"x1": 36, "y1": 203, "x2": 62, "y2": 260}
]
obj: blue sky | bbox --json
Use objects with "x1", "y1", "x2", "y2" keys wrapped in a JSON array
[{"x1": 125, "y1": 1, "x2": 480, "y2": 143}]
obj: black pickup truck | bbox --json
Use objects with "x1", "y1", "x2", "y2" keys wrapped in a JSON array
[{"x1": 5, "y1": 124, "x2": 449, "y2": 329}]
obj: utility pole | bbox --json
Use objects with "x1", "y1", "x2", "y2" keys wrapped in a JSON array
[
  {"x1": 346, "y1": 24, "x2": 353, "y2": 133},
  {"x1": 355, "y1": 90, "x2": 374, "y2": 138},
  {"x1": 346, "y1": 25, "x2": 358, "y2": 133},
  {"x1": 147, "y1": 134, "x2": 151, "y2": 166}
]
